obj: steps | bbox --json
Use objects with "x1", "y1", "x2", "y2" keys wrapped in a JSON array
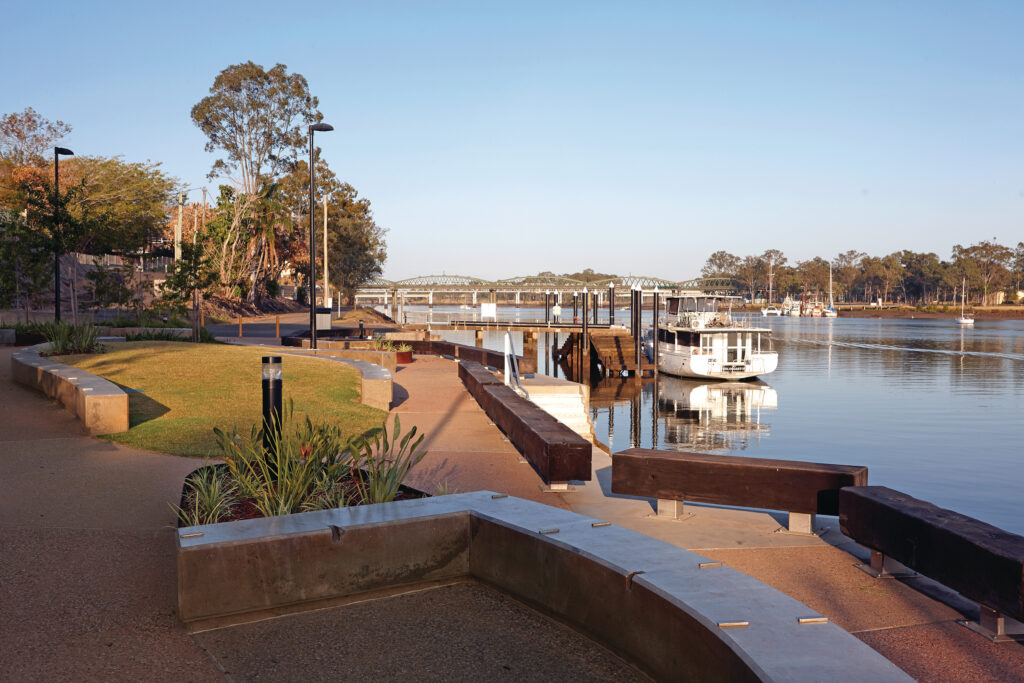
[
  {"x1": 589, "y1": 330, "x2": 638, "y2": 373},
  {"x1": 523, "y1": 382, "x2": 595, "y2": 444}
]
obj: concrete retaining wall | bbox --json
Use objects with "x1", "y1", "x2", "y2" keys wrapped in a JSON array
[
  {"x1": 177, "y1": 492, "x2": 911, "y2": 682},
  {"x1": 11, "y1": 344, "x2": 129, "y2": 434}
]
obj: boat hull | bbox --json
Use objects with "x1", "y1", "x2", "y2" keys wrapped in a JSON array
[{"x1": 655, "y1": 346, "x2": 778, "y2": 380}]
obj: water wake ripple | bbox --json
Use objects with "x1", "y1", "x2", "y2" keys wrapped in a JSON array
[{"x1": 788, "y1": 338, "x2": 1024, "y2": 362}]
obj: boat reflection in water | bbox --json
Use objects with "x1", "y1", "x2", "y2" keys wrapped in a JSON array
[{"x1": 589, "y1": 374, "x2": 778, "y2": 453}]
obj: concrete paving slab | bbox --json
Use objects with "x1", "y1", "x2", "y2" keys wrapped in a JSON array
[{"x1": 194, "y1": 581, "x2": 647, "y2": 682}]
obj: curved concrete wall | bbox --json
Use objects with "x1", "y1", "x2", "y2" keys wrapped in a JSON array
[
  {"x1": 11, "y1": 343, "x2": 129, "y2": 435},
  {"x1": 177, "y1": 492, "x2": 910, "y2": 681}
]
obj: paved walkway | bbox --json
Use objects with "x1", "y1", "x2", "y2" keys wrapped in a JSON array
[
  {"x1": 4, "y1": 335, "x2": 1024, "y2": 680},
  {"x1": 0, "y1": 345, "x2": 634, "y2": 681}
]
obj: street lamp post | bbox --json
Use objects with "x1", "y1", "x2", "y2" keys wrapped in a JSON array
[
  {"x1": 308, "y1": 123, "x2": 333, "y2": 350},
  {"x1": 53, "y1": 146, "x2": 74, "y2": 322}
]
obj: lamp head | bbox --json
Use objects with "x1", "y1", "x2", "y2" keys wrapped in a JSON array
[
  {"x1": 55, "y1": 147, "x2": 74, "y2": 156},
  {"x1": 310, "y1": 123, "x2": 334, "y2": 133}
]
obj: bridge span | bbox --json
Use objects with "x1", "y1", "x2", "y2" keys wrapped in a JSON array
[{"x1": 353, "y1": 274, "x2": 738, "y2": 310}]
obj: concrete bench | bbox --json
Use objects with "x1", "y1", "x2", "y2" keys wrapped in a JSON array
[
  {"x1": 177, "y1": 492, "x2": 910, "y2": 681},
  {"x1": 612, "y1": 449, "x2": 867, "y2": 534},
  {"x1": 840, "y1": 486, "x2": 1024, "y2": 642},
  {"x1": 459, "y1": 361, "x2": 590, "y2": 484},
  {"x1": 11, "y1": 343, "x2": 129, "y2": 434}
]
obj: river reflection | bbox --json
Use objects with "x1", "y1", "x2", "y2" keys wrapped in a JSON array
[
  {"x1": 432, "y1": 314, "x2": 1024, "y2": 534},
  {"x1": 589, "y1": 376, "x2": 777, "y2": 453}
]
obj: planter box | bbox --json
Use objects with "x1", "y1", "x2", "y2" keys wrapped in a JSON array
[{"x1": 176, "y1": 492, "x2": 909, "y2": 682}]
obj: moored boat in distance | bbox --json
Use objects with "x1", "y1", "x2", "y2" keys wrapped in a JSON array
[
  {"x1": 957, "y1": 278, "x2": 974, "y2": 325},
  {"x1": 650, "y1": 294, "x2": 778, "y2": 380},
  {"x1": 782, "y1": 296, "x2": 800, "y2": 317},
  {"x1": 761, "y1": 305, "x2": 781, "y2": 317}
]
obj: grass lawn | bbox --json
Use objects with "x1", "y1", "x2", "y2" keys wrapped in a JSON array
[{"x1": 56, "y1": 342, "x2": 387, "y2": 458}]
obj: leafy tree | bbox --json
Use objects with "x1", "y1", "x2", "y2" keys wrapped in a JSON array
[
  {"x1": 701, "y1": 251, "x2": 739, "y2": 278},
  {"x1": 736, "y1": 255, "x2": 765, "y2": 301},
  {"x1": 898, "y1": 250, "x2": 943, "y2": 304},
  {"x1": 832, "y1": 250, "x2": 865, "y2": 303},
  {"x1": 191, "y1": 62, "x2": 325, "y2": 302},
  {"x1": 1013, "y1": 242, "x2": 1024, "y2": 296},
  {"x1": 160, "y1": 242, "x2": 217, "y2": 341},
  {"x1": 797, "y1": 257, "x2": 830, "y2": 300},
  {"x1": 191, "y1": 62, "x2": 321, "y2": 193},
  {"x1": 0, "y1": 107, "x2": 71, "y2": 166},
  {"x1": 85, "y1": 259, "x2": 136, "y2": 317},
  {"x1": 0, "y1": 208, "x2": 51, "y2": 319},
  {"x1": 953, "y1": 240, "x2": 1013, "y2": 304}
]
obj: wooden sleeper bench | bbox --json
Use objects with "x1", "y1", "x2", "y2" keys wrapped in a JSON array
[
  {"x1": 612, "y1": 449, "x2": 867, "y2": 534},
  {"x1": 840, "y1": 486, "x2": 1024, "y2": 642}
]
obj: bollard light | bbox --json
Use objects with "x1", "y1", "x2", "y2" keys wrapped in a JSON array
[{"x1": 262, "y1": 356, "x2": 283, "y2": 472}]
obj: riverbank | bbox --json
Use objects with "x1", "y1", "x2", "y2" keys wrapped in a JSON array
[{"x1": 742, "y1": 305, "x2": 1024, "y2": 320}]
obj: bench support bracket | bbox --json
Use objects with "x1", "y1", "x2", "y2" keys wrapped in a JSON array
[
  {"x1": 656, "y1": 499, "x2": 692, "y2": 521},
  {"x1": 959, "y1": 607, "x2": 1024, "y2": 643},
  {"x1": 854, "y1": 550, "x2": 916, "y2": 579}
]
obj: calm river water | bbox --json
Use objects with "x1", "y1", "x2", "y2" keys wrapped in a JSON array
[{"x1": 409, "y1": 305, "x2": 1024, "y2": 534}]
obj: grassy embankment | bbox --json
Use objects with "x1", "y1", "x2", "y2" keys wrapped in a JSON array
[{"x1": 56, "y1": 342, "x2": 387, "y2": 458}]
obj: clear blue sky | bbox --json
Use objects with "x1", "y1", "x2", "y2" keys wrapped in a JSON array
[{"x1": 5, "y1": 1, "x2": 1022, "y2": 281}]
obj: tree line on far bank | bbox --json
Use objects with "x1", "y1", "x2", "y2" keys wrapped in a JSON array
[
  {"x1": 0, "y1": 61, "x2": 387, "y2": 324},
  {"x1": 701, "y1": 244, "x2": 1024, "y2": 305}
]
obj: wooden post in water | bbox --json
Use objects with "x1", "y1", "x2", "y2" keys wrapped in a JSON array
[
  {"x1": 475, "y1": 330, "x2": 484, "y2": 348},
  {"x1": 275, "y1": 315, "x2": 280, "y2": 338},
  {"x1": 572, "y1": 292, "x2": 578, "y2": 322},
  {"x1": 581, "y1": 288, "x2": 590, "y2": 380},
  {"x1": 238, "y1": 316, "x2": 242, "y2": 338},
  {"x1": 652, "y1": 288, "x2": 660, "y2": 378},
  {"x1": 593, "y1": 290, "x2": 599, "y2": 324},
  {"x1": 609, "y1": 283, "x2": 615, "y2": 326}
]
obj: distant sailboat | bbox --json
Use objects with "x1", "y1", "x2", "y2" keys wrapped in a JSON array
[
  {"x1": 825, "y1": 264, "x2": 838, "y2": 318},
  {"x1": 957, "y1": 279, "x2": 974, "y2": 325}
]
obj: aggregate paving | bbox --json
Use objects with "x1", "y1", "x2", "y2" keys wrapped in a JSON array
[{"x1": 4, "y1": 325, "x2": 1023, "y2": 680}]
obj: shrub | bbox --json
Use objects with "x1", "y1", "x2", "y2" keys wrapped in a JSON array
[
  {"x1": 43, "y1": 322, "x2": 103, "y2": 355},
  {"x1": 370, "y1": 335, "x2": 395, "y2": 351},
  {"x1": 350, "y1": 415, "x2": 427, "y2": 505},
  {"x1": 173, "y1": 465, "x2": 237, "y2": 526}
]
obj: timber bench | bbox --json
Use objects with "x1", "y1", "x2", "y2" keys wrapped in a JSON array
[
  {"x1": 840, "y1": 486, "x2": 1024, "y2": 642},
  {"x1": 459, "y1": 360, "x2": 591, "y2": 484},
  {"x1": 611, "y1": 449, "x2": 867, "y2": 534}
]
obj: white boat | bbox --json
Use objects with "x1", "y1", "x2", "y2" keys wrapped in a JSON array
[
  {"x1": 761, "y1": 305, "x2": 781, "y2": 317},
  {"x1": 649, "y1": 295, "x2": 778, "y2": 380},
  {"x1": 825, "y1": 265, "x2": 838, "y2": 318},
  {"x1": 782, "y1": 296, "x2": 800, "y2": 317},
  {"x1": 956, "y1": 279, "x2": 974, "y2": 325}
]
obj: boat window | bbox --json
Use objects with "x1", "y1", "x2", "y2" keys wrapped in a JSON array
[
  {"x1": 681, "y1": 298, "x2": 697, "y2": 312},
  {"x1": 667, "y1": 298, "x2": 679, "y2": 315},
  {"x1": 697, "y1": 298, "x2": 719, "y2": 313},
  {"x1": 701, "y1": 334, "x2": 714, "y2": 354}
]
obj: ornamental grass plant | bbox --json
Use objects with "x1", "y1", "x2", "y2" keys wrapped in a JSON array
[{"x1": 174, "y1": 406, "x2": 428, "y2": 524}]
